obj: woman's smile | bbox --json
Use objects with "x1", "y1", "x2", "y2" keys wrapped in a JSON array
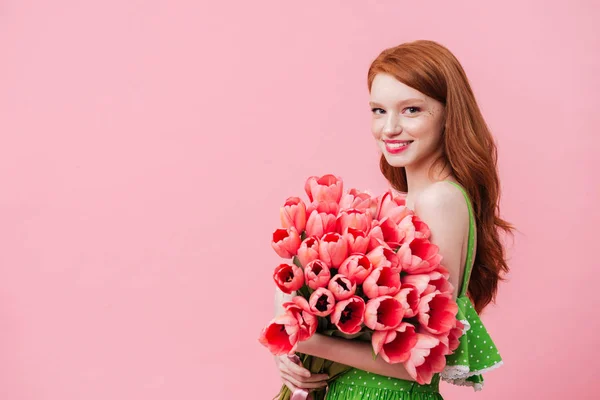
[{"x1": 384, "y1": 139, "x2": 414, "y2": 154}]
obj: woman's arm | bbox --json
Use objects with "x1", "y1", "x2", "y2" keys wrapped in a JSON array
[
  {"x1": 275, "y1": 288, "x2": 413, "y2": 380},
  {"x1": 296, "y1": 333, "x2": 416, "y2": 381}
]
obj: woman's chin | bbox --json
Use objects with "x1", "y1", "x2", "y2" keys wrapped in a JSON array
[{"x1": 383, "y1": 154, "x2": 411, "y2": 168}]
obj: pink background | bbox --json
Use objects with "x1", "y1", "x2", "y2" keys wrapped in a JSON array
[{"x1": 1, "y1": 1, "x2": 598, "y2": 399}]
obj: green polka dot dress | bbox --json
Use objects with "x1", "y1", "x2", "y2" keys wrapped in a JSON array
[
  {"x1": 325, "y1": 369, "x2": 442, "y2": 400},
  {"x1": 325, "y1": 181, "x2": 503, "y2": 399}
]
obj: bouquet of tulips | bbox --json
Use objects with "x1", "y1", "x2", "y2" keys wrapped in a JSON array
[{"x1": 259, "y1": 174, "x2": 464, "y2": 400}]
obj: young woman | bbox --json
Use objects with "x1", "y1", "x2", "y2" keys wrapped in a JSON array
[{"x1": 273, "y1": 40, "x2": 513, "y2": 399}]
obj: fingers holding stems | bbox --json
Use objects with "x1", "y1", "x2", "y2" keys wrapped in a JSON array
[{"x1": 275, "y1": 354, "x2": 329, "y2": 390}]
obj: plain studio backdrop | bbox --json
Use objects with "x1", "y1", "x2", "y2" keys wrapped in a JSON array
[{"x1": 1, "y1": 1, "x2": 598, "y2": 399}]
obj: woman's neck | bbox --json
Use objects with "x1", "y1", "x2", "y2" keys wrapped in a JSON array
[{"x1": 404, "y1": 154, "x2": 454, "y2": 209}]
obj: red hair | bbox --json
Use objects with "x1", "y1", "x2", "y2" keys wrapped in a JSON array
[{"x1": 367, "y1": 40, "x2": 514, "y2": 314}]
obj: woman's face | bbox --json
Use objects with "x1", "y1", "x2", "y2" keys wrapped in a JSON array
[{"x1": 369, "y1": 73, "x2": 446, "y2": 169}]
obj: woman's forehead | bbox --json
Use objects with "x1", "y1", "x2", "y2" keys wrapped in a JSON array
[{"x1": 370, "y1": 74, "x2": 428, "y2": 103}]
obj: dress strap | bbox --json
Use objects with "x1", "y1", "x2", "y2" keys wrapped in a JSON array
[{"x1": 445, "y1": 181, "x2": 476, "y2": 298}]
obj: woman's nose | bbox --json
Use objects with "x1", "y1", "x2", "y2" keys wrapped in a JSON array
[{"x1": 382, "y1": 114, "x2": 402, "y2": 136}]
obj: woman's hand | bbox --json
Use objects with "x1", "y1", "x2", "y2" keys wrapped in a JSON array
[{"x1": 274, "y1": 354, "x2": 329, "y2": 392}]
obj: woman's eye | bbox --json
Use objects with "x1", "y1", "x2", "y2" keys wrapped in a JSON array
[
  {"x1": 371, "y1": 108, "x2": 385, "y2": 115},
  {"x1": 405, "y1": 107, "x2": 421, "y2": 114}
]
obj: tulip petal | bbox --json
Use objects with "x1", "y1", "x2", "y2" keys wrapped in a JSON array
[{"x1": 258, "y1": 314, "x2": 299, "y2": 355}]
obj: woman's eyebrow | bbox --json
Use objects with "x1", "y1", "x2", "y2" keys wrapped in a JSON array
[{"x1": 369, "y1": 98, "x2": 426, "y2": 107}]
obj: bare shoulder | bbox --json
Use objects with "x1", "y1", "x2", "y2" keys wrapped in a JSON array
[
  {"x1": 414, "y1": 181, "x2": 469, "y2": 231},
  {"x1": 415, "y1": 181, "x2": 470, "y2": 296},
  {"x1": 416, "y1": 181, "x2": 467, "y2": 212}
]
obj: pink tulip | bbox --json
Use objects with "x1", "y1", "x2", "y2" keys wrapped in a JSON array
[
  {"x1": 366, "y1": 225, "x2": 385, "y2": 252},
  {"x1": 371, "y1": 218, "x2": 406, "y2": 249},
  {"x1": 291, "y1": 295, "x2": 312, "y2": 312},
  {"x1": 376, "y1": 190, "x2": 413, "y2": 224},
  {"x1": 393, "y1": 284, "x2": 420, "y2": 318},
  {"x1": 401, "y1": 273, "x2": 431, "y2": 296},
  {"x1": 297, "y1": 236, "x2": 320, "y2": 267},
  {"x1": 402, "y1": 271, "x2": 449, "y2": 298},
  {"x1": 258, "y1": 314, "x2": 299, "y2": 355},
  {"x1": 368, "y1": 195, "x2": 380, "y2": 219},
  {"x1": 306, "y1": 200, "x2": 339, "y2": 216},
  {"x1": 318, "y1": 232, "x2": 348, "y2": 268},
  {"x1": 343, "y1": 228, "x2": 370, "y2": 255},
  {"x1": 336, "y1": 209, "x2": 372, "y2": 235},
  {"x1": 280, "y1": 197, "x2": 307, "y2": 233},
  {"x1": 366, "y1": 244, "x2": 400, "y2": 272},
  {"x1": 339, "y1": 188, "x2": 373, "y2": 214},
  {"x1": 420, "y1": 285, "x2": 437, "y2": 298},
  {"x1": 271, "y1": 227, "x2": 301, "y2": 259},
  {"x1": 363, "y1": 266, "x2": 402, "y2": 298},
  {"x1": 411, "y1": 216, "x2": 431, "y2": 239},
  {"x1": 418, "y1": 291, "x2": 459, "y2": 335},
  {"x1": 273, "y1": 263, "x2": 305, "y2": 294},
  {"x1": 427, "y1": 265, "x2": 454, "y2": 295},
  {"x1": 330, "y1": 295, "x2": 365, "y2": 335},
  {"x1": 305, "y1": 174, "x2": 343, "y2": 203},
  {"x1": 396, "y1": 238, "x2": 442, "y2": 274},
  {"x1": 403, "y1": 334, "x2": 448, "y2": 385},
  {"x1": 308, "y1": 287, "x2": 336, "y2": 317},
  {"x1": 304, "y1": 260, "x2": 331, "y2": 289},
  {"x1": 364, "y1": 296, "x2": 404, "y2": 331},
  {"x1": 397, "y1": 214, "x2": 431, "y2": 243},
  {"x1": 282, "y1": 297, "x2": 318, "y2": 341},
  {"x1": 436, "y1": 319, "x2": 465, "y2": 353},
  {"x1": 338, "y1": 254, "x2": 373, "y2": 285},
  {"x1": 372, "y1": 322, "x2": 418, "y2": 364},
  {"x1": 328, "y1": 274, "x2": 356, "y2": 301},
  {"x1": 403, "y1": 333, "x2": 438, "y2": 373},
  {"x1": 305, "y1": 202, "x2": 338, "y2": 238}
]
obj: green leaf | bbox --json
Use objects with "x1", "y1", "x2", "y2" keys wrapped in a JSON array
[
  {"x1": 297, "y1": 285, "x2": 310, "y2": 299},
  {"x1": 301, "y1": 231, "x2": 307, "y2": 241}
]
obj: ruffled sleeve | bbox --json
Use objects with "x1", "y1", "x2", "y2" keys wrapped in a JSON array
[{"x1": 441, "y1": 296, "x2": 503, "y2": 391}]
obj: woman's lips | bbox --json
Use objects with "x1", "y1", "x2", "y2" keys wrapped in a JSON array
[{"x1": 384, "y1": 140, "x2": 413, "y2": 154}]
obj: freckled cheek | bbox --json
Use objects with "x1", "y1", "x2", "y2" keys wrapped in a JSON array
[{"x1": 402, "y1": 120, "x2": 427, "y2": 138}]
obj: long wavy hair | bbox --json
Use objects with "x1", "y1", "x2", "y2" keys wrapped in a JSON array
[{"x1": 368, "y1": 40, "x2": 513, "y2": 314}]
